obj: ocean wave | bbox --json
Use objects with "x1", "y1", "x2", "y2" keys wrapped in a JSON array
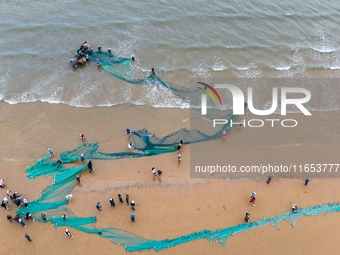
[
  {"x1": 274, "y1": 65, "x2": 291, "y2": 71},
  {"x1": 328, "y1": 66, "x2": 340, "y2": 70},
  {"x1": 212, "y1": 64, "x2": 227, "y2": 71},
  {"x1": 312, "y1": 47, "x2": 339, "y2": 53},
  {"x1": 235, "y1": 66, "x2": 249, "y2": 71}
]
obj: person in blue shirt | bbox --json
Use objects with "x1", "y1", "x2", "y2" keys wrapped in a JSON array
[{"x1": 305, "y1": 178, "x2": 310, "y2": 186}]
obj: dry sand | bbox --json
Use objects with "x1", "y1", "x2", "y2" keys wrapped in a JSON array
[{"x1": 0, "y1": 102, "x2": 339, "y2": 254}]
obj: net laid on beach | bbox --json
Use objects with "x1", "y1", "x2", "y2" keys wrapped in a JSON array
[
  {"x1": 15, "y1": 47, "x2": 340, "y2": 252},
  {"x1": 17, "y1": 153, "x2": 340, "y2": 251},
  {"x1": 73, "y1": 47, "x2": 238, "y2": 156}
]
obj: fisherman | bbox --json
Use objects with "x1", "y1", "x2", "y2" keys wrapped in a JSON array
[{"x1": 292, "y1": 204, "x2": 298, "y2": 213}]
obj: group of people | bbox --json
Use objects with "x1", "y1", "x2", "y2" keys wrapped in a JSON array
[
  {"x1": 127, "y1": 129, "x2": 183, "y2": 164},
  {"x1": 1, "y1": 190, "x2": 29, "y2": 210},
  {"x1": 78, "y1": 153, "x2": 94, "y2": 173},
  {"x1": 176, "y1": 140, "x2": 183, "y2": 163},
  {"x1": 98, "y1": 194, "x2": 136, "y2": 222},
  {"x1": 151, "y1": 167, "x2": 162, "y2": 178},
  {"x1": 75, "y1": 41, "x2": 136, "y2": 70},
  {"x1": 3, "y1": 186, "x2": 36, "y2": 239},
  {"x1": 245, "y1": 177, "x2": 311, "y2": 223}
]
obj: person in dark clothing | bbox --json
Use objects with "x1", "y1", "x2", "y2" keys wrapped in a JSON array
[
  {"x1": 88, "y1": 160, "x2": 93, "y2": 173},
  {"x1": 305, "y1": 178, "x2": 310, "y2": 186},
  {"x1": 96, "y1": 202, "x2": 102, "y2": 211},
  {"x1": 245, "y1": 213, "x2": 250, "y2": 223},
  {"x1": 65, "y1": 229, "x2": 73, "y2": 238},
  {"x1": 109, "y1": 198, "x2": 115, "y2": 207},
  {"x1": 267, "y1": 176, "x2": 273, "y2": 184},
  {"x1": 25, "y1": 233, "x2": 32, "y2": 242},
  {"x1": 15, "y1": 197, "x2": 21, "y2": 207},
  {"x1": 14, "y1": 214, "x2": 21, "y2": 222},
  {"x1": 18, "y1": 218, "x2": 26, "y2": 227},
  {"x1": 292, "y1": 204, "x2": 298, "y2": 213},
  {"x1": 25, "y1": 212, "x2": 34, "y2": 221},
  {"x1": 126, "y1": 128, "x2": 131, "y2": 137},
  {"x1": 152, "y1": 167, "x2": 157, "y2": 176},
  {"x1": 7, "y1": 215, "x2": 13, "y2": 223},
  {"x1": 130, "y1": 214, "x2": 135, "y2": 222},
  {"x1": 130, "y1": 200, "x2": 135, "y2": 211},
  {"x1": 118, "y1": 194, "x2": 123, "y2": 203},
  {"x1": 41, "y1": 211, "x2": 47, "y2": 221},
  {"x1": 1, "y1": 201, "x2": 8, "y2": 209},
  {"x1": 126, "y1": 195, "x2": 129, "y2": 205},
  {"x1": 12, "y1": 192, "x2": 18, "y2": 200}
]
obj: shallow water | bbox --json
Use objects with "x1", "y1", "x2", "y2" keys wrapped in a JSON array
[{"x1": 0, "y1": 0, "x2": 339, "y2": 159}]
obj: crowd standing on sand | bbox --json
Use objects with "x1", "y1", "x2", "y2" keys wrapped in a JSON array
[
  {"x1": 1, "y1": 42, "x2": 314, "y2": 245},
  {"x1": 0, "y1": 116, "x2": 313, "y2": 243},
  {"x1": 0, "y1": 128, "x2": 144, "y2": 242}
]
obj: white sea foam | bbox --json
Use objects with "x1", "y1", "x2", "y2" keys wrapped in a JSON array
[
  {"x1": 312, "y1": 47, "x2": 338, "y2": 53},
  {"x1": 274, "y1": 65, "x2": 291, "y2": 71},
  {"x1": 328, "y1": 66, "x2": 340, "y2": 70},
  {"x1": 212, "y1": 57, "x2": 227, "y2": 71},
  {"x1": 212, "y1": 64, "x2": 227, "y2": 71},
  {"x1": 236, "y1": 66, "x2": 248, "y2": 71}
]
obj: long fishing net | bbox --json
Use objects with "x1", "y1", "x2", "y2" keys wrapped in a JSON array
[
  {"x1": 79, "y1": 46, "x2": 234, "y2": 120},
  {"x1": 17, "y1": 156, "x2": 340, "y2": 252},
  {"x1": 14, "y1": 46, "x2": 340, "y2": 252}
]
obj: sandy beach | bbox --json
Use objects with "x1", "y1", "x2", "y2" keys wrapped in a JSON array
[
  {"x1": 0, "y1": 102, "x2": 339, "y2": 255},
  {"x1": 2, "y1": 0, "x2": 340, "y2": 254}
]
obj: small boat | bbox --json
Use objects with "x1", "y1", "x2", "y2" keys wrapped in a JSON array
[
  {"x1": 70, "y1": 55, "x2": 88, "y2": 68},
  {"x1": 70, "y1": 41, "x2": 91, "y2": 68}
]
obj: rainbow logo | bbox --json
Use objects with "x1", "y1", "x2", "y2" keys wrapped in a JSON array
[{"x1": 197, "y1": 82, "x2": 223, "y2": 106}]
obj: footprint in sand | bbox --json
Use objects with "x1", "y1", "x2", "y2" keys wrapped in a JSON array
[
  {"x1": 208, "y1": 205, "x2": 211, "y2": 208},
  {"x1": 197, "y1": 208, "x2": 200, "y2": 211},
  {"x1": 223, "y1": 206, "x2": 226, "y2": 210}
]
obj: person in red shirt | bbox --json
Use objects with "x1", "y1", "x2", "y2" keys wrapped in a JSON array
[
  {"x1": 80, "y1": 133, "x2": 85, "y2": 141},
  {"x1": 249, "y1": 196, "x2": 256, "y2": 206},
  {"x1": 76, "y1": 175, "x2": 80, "y2": 185}
]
